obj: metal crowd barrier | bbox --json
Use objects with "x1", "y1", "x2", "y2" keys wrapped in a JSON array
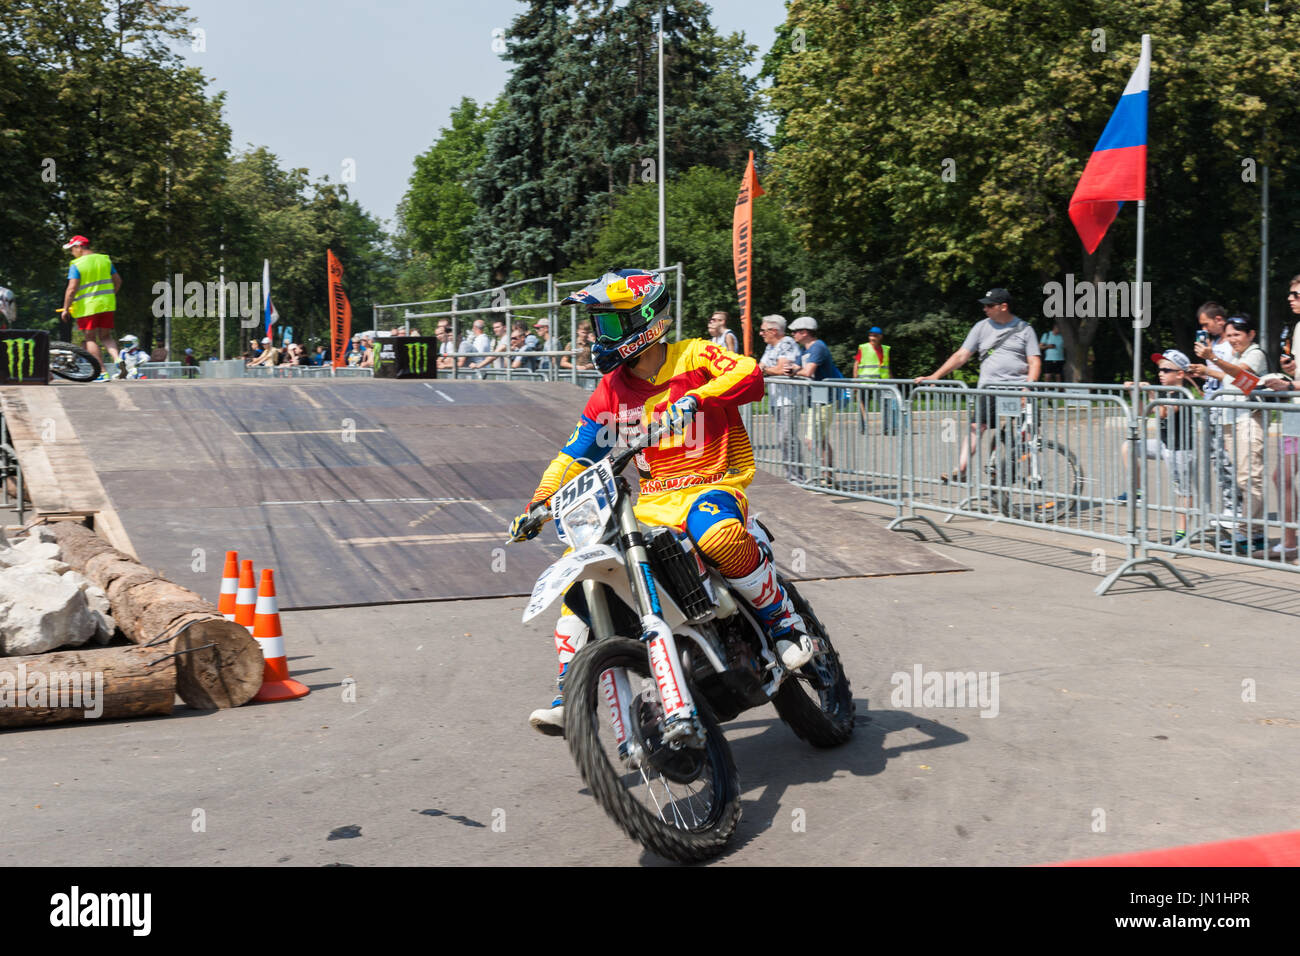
[
  {"x1": 1127, "y1": 394, "x2": 1300, "y2": 579},
  {"x1": 135, "y1": 362, "x2": 199, "y2": 379}
]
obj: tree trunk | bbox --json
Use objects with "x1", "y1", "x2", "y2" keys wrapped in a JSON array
[
  {"x1": 0, "y1": 644, "x2": 174, "y2": 729},
  {"x1": 42, "y1": 523, "x2": 265, "y2": 709}
]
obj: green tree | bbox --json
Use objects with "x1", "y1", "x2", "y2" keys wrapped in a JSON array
[
  {"x1": 471, "y1": 0, "x2": 763, "y2": 282},
  {"x1": 564, "y1": 164, "x2": 801, "y2": 351},
  {"x1": 766, "y1": 0, "x2": 1300, "y2": 382},
  {"x1": 397, "y1": 96, "x2": 502, "y2": 301}
]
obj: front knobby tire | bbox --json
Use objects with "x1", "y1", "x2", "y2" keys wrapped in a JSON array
[
  {"x1": 771, "y1": 580, "x2": 855, "y2": 747},
  {"x1": 48, "y1": 342, "x2": 102, "y2": 383},
  {"x1": 564, "y1": 637, "x2": 741, "y2": 863}
]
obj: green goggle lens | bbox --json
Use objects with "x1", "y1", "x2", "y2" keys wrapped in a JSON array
[{"x1": 592, "y1": 312, "x2": 626, "y2": 343}]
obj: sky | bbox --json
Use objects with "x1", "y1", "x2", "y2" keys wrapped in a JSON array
[{"x1": 178, "y1": 0, "x2": 791, "y2": 228}]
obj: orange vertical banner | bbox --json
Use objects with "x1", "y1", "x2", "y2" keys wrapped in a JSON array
[
  {"x1": 732, "y1": 150, "x2": 764, "y2": 356},
  {"x1": 327, "y1": 249, "x2": 352, "y2": 368}
]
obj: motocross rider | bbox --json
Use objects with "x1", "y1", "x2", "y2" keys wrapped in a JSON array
[{"x1": 509, "y1": 269, "x2": 814, "y2": 735}]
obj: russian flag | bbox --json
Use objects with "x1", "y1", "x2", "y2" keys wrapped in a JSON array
[
  {"x1": 1068, "y1": 35, "x2": 1150, "y2": 254},
  {"x1": 262, "y1": 259, "x2": 279, "y2": 339}
]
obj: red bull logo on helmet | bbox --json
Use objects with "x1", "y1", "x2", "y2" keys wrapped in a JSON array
[{"x1": 623, "y1": 272, "x2": 659, "y2": 298}]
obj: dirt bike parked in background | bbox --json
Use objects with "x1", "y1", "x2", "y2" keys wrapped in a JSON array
[{"x1": 510, "y1": 423, "x2": 855, "y2": 862}]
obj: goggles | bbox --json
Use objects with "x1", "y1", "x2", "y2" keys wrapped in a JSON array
[{"x1": 592, "y1": 311, "x2": 630, "y2": 344}]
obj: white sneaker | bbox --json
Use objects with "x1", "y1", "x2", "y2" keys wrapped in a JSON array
[
  {"x1": 528, "y1": 701, "x2": 564, "y2": 736},
  {"x1": 777, "y1": 634, "x2": 815, "y2": 670}
]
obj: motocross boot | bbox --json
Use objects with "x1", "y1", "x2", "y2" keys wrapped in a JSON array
[
  {"x1": 528, "y1": 612, "x2": 589, "y2": 736},
  {"x1": 725, "y1": 557, "x2": 814, "y2": 670}
]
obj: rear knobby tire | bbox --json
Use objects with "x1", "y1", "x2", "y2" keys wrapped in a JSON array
[
  {"x1": 48, "y1": 342, "x2": 102, "y2": 383},
  {"x1": 565, "y1": 636, "x2": 741, "y2": 863},
  {"x1": 771, "y1": 580, "x2": 855, "y2": 747}
]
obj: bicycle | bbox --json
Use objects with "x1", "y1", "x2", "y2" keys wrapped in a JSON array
[{"x1": 983, "y1": 393, "x2": 1083, "y2": 521}]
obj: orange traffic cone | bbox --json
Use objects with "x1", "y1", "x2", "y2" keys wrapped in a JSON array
[
  {"x1": 218, "y1": 551, "x2": 239, "y2": 620},
  {"x1": 234, "y1": 559, "x2": 257, "y2": 633},
  {"x1": 252, "y1": 568, "x2": 309, "y2": 703}
]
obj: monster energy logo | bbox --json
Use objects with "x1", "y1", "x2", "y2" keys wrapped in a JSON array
[
  {"x1": 405, "y1": 341, "x2": 429, "y2": 375},
  {"x1": 4, "y1": 338, "x2": 37, "y2": 378}
]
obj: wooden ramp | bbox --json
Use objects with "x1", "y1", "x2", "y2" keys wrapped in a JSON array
[{"x1": 2, "y1": 379, "x2": 965, "y2": 609}]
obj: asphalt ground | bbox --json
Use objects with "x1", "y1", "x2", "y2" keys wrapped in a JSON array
[{"x1": 2, "y1": 499, "x2": 1296, "y2": 867}]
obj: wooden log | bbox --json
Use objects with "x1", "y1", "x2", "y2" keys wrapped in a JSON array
[
  {"x1": 40, "y1": 523, "x2": 265, "y2": 709},
  {"x1": 0, "y1": 644, "x2": 174, "y2": 729}
]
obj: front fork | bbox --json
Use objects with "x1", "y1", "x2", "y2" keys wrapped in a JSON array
[{"x1": 585, "y1": 490, "x2": 704, "y2": 752}]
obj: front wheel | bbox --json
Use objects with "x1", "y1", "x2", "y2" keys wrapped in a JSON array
[
  {"x1": 564, "y1": 636, "x2": 741, "y2": 863},
  {"x1": 48, "y1": 342, "x2": 102, "y2": 383},
  {"x1": 771, "y1": 580, "x2": 855, "y2": 747},
  {"x1": 988, "y1": 435, "x2": 1082, "y2": 522}
]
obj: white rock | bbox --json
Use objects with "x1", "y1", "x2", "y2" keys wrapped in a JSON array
[{"x1": 0, "y1": 565, "x2": 101, "y2": 656}]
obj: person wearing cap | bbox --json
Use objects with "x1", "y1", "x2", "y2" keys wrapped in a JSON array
[
  {"x1": 853, "y1": 325, "x2": 898, "y2": 436},
  {"x1": 1191, "y1": 302, "x2": 1241, "y2": 526},
  {"x1": 59, "y1": 235, "x2": 122, "y2": 370},
  {"x1": 757, "y1": 314, "x2": 805, "y2": 480},
  {"x1": 248, "y1": 335, "x2": 280, "y2": 368},
  {"x1": 790, "y1": 315, "x2": 845, "y2": 485},
  {"x1": 181, "y1": 348, "x2": 200, "y2": 369},
  {"x1": 915, "y1": 287, "x2": 1040, "y2": 483},
  {"x1": 1119, "y1": 350, "x2": 1201, "y2": 541}
]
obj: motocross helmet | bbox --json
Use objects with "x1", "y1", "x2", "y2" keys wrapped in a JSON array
[
  {"x1": 562, "y1": 269, "x2": 672, "y2": 374},
  {"x1": 0, "y1": 287, "x2": 15, "y2": 324}
]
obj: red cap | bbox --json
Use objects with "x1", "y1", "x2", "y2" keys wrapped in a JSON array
[{"x1": 62, "y1": 235, "x2": 90, "y2": 250}]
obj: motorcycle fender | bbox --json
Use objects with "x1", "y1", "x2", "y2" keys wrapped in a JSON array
[{"x1": 522, "y1": 545, "x2": 625, "y2": 623}]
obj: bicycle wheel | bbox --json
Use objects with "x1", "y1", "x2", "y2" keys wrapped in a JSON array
[{"x1": 990, "y1": 436, "x2": 1082, "y2": 521}]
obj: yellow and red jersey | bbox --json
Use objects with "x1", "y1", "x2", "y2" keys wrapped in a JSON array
[{"x1": 530, "y1": 339, "x2": 765, "y2": 528}]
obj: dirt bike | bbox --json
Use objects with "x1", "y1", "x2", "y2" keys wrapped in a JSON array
[
  {"x1": 0, "y1": 295, "x2": 101, "y2": 382},
  {"x1": 510, "y1": 423, "x2": 855, "y2": 862}
]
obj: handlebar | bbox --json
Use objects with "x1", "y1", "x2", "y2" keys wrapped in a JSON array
[{"x1": 506, "y1": 419, "x2": 671, "y2": 544}]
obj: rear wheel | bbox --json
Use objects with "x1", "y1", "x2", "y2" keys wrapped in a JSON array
[
  {"x1": 565, "y1": 636, "x2": 741, "y2": 863},
  {"x1": 48, "y1": 341, "x2": 101, "y2": 383},
  {"x1": 771, "y1": 580, "x2": 855, "y2": 747}
]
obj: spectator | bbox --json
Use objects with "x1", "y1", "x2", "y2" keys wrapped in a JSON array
[
  {"x1": 560, "y1": 320, "x2": 595, "y2": 371},
  {"x1": 509, "y1": 323, "x2": 538, "y2": 371},
  {"x1": 282, "y1": 343, "x2": 305, "y2": 366},
  {"x1": 458, "y1": 319, "x2": 491, "y2": 369},
  {"x1": 790, "y1": 315, "x2": 844, "y2": 485},
  {"x1": 1265, "y1": 274, "x2": 1300, "y2": 561},
  {"x1": 915, "y1": 287, "x2": 1041, "y2": 483},
  {"x1": 436, "y1": 322, "x2": 456, "y2": 371},
  {"x1": 310, "y1": 344, "x2": 327, "y2": 366},
  {"x1": 359, "y1": 332, "x2": 375, "y2": 369},
  {"x1": 249, "y1": 335, "x2": 280, "y2": 367},
  {"x1": 1193, "y1": 302, "x2": 1241, "y2": 525},
  {"x1": 151, "y1": 342, "x2": 168, "y2": 363},
  {"x1": 470, "y1": 318, "x2": 509, "y2": 372},
  {"x1": 244, "y1": 338, "x2": 263, "y2": 361},
  {"x1": 708, "y1": 311, "x2": 740, "y2": 353},
  {"x1": 758, "y1": 314, "x2": 804, "y2": 481},
  {"x1": 181, "y1": 348, "x2": 199, "y2": 368},
  {"x1": 1040, "y1": 321, "x2": 1065, "y2": 382},
  {"x1": 1194, "y1": 312, "x2": 1269, "y2": 554},
  {"x1": 853, "y1": 325, "x2": 899, "y2": 436},
  {"x1": 1120, "y1": 350, "x2": 1201, "y2": 542},
  {"x1": 531, "y1": 318, "x2": 553, "y2": 371}
]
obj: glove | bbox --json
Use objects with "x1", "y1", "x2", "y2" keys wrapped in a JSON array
[
  {"x1": 509, "y1": 505, "x2": 544, "y2": 542},
  {"x1": 665, "y1": 395, "x2": 698, "y2": 436}
]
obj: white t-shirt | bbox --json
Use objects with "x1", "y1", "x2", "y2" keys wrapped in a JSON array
[{"x1": 1218, "y1": 342, "x2": 1269, "y2": 401}]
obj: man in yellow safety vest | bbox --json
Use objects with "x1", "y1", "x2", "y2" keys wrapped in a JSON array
[
  {"x1": 60, "y1": 235, "x2": 122, "y2": 374},
  {"x1": 853, "y1": 326, "x2": 898, "y2": 435}
]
